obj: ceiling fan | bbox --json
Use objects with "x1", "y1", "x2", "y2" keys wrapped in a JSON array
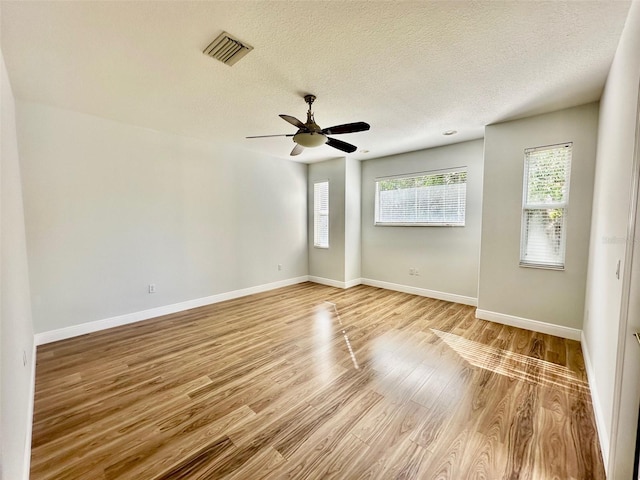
[{"x1": 246, "y1": 94, "x2": 370, "y2": 156}]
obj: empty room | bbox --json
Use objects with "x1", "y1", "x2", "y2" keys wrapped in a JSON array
[{"x1": 2, "y1": 1, "x2": 640, "y2": 479}]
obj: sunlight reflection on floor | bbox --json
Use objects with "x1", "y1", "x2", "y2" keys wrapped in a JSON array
[
  {"x1": 312, "y1": 304, "x2": 335, "y2": 382},
  {"x1": 323, "y1": 301, "x2": 359, "y2": 370},
  {"x1": 431, "y1": 329, "x2": 590, "y2": 395}
]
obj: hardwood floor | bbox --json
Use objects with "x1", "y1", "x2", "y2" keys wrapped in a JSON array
[{"x1": 30, "y1": 283, "x2": 605, "y2": 479}]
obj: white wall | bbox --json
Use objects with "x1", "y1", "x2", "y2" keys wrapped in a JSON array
[
  {"x1": 478, "y1": 103, "x2": 598, "y2": 332},
  {"x1": 1, "y1": 52, "x2": 35, "y2": 480},
  {"x1": 361, "y1": 139, "x2": 484, "y2": 303},
  {"x1": 16, "y1": 101, "x2": 308, "y2": 334},
  {"x1": 308, "y1": 157, "x2": 347, "y2": 284},
  {"x1": 583, "y1": 1, "x2": 640, "y2": 470},
  {"x1": 307, "y1": 156, "x2": 362, "y2": 287}
]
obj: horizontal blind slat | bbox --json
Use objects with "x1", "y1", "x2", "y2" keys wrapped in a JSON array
[
  {"x1": 375, "y1": 169, "x2": 466, "y2": 225},
  {"x1": 314, "y1": 181, "x2": 329, "y2": 247},
  {"x1": 521, "y1": 143, "x2": 571, "y2": 268}
]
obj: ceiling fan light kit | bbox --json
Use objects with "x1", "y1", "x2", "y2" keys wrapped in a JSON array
[
  {"x1": 247, "y1": 94, "x2": 370, "y2": 156},
  {"x1": 293, "y1": 132, "x2": 327, "y2": 148}
]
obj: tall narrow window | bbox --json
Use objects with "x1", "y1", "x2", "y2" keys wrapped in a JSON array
[
  {"x1": 520, "y1": 143, "x2": 572, "y2": 269},
  {"x1": 314, "y1": 181, "x2": 329, "y2": 248},
  {"x1": 374, "y1": 168, "x2": 467, "y2": 226}
]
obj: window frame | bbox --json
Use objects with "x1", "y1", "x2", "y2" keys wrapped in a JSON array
[
  {"x1": 519, "y1": 142, "x2": 572, "y2": 270},
  {"x1": 374, "y1": 167, "x2": 467, "y2": 227},
  {"x1": 313, "y1": 180, "x2": 329, "y2": 248}
]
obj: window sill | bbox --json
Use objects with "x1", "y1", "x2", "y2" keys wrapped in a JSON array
[
  {"x1": 519, "y1": 262, "x2": 565, "y2": 271},
  {"x1": 374, "y1": 222, "x2": 465, "y2": 227}
]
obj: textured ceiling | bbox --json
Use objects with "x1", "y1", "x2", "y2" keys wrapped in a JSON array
[{"x1": 0, "y1": 1, "x2": 632, "y2": 163}]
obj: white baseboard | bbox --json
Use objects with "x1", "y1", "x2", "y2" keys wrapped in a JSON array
[
  {"x1": 581, "y1": 331, "x2": 610, "y2": 471},
  {"x1": 475, "y1": 309, "x2": 581, "y2": 341},
  {"x1": 361, "y1": 278, "x2": 478, "y2": 306},
  {"x1": 22, "y1": 341, "x2": 36, "y2": 480},
  {"x1": 308, "y1": 276, "x2": 361, "y2": 289},
  {"x1": 34, "y1": 276, "x2": 310, "y2": 345}
]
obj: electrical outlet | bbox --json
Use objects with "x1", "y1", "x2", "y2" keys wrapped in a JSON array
[
  {"x1": 414, "y1": 268, "x2": 419, "y2": 276},
  {"x1": 23, "y1": 350, "x2": 27, "y2": 367},
  {"x1": 409, "y1": 268, "x2": 415, "y2": 275},
  {"x1": 148, "y1": 284, "x2": 156, "y2": 294},
  {"x1": 277, "y1": 264, "x2": 282, "y2": 271}
]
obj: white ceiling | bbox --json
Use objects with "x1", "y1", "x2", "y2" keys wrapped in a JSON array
[{"x1": 0, "y1": 1, "x2": 632, "y2": 163}]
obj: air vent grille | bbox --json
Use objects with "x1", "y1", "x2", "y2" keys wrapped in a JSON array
[{"x1": 203, "y1": 32, "x2": 253, "y2": 66}]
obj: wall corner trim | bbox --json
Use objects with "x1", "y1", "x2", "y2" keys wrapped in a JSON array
[
  {"x1": 475, "y1": 309, "x2": 581, "y2": 340},
  {"x1": 581, "y1": 331, "x2": 611, "y2": 472},
  {"x1": 361, "y1": 278, "x2": 478, "y2": 306},
  {"x1": 34, "y1": 276, "x2": 310, "y2": 345},
  {"x1": 22, "y1": 343, "x2": 37, "y2": 480},
  {"x1": 308, "y1": 276, "x2": 362, "y2": 289},
  {"x1": 345, "y1": 278, "x2": 363, "y2": 289}
]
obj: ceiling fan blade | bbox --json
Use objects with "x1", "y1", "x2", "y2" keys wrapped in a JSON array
[
  {"x1": 246, "y1": 134, "x2": 294, "y2": 139},
  {"x1": 279, "y1": 114, "x2": 306, "y2": 129},
  {"x1": 321, "y1": 122, "x2": 370, "y2": 135},
  {"x1": 290, "y1": 144, "x2": 305, "y2": 156},
  {"x1": 326, "y1": 137, "x2": 358, "y2": 153}
]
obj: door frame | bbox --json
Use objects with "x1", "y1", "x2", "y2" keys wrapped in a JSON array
[{"x1": 610, "y1": 82, "x2": 640, "y2": 478}]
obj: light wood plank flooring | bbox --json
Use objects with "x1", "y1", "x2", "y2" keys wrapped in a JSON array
[{"x1": 31, "y1": 283, "x2": 604, "y2": 479}]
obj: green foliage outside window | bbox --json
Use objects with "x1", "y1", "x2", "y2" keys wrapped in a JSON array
[
  {"x1": 378, "y1": 171, "x2": 467, "y2": 191},
  {"x1": 526, "y1": 148, "x2": 569, "y2": 204}
]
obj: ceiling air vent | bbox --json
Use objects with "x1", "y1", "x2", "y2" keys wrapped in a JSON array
[{"x1": 203, "y1": 31, "x2": 253, "y2": 66}]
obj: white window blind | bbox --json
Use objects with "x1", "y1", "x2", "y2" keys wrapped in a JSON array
[
  {"x1": 374, "y1": 168, "x2": 467, "y2": 226},
  {"x1": 314, "y1": 181, "x2": 329, "y2": 248},
  {"x1": 520, "y1": 143, "x2": 572, "y2": 269}
]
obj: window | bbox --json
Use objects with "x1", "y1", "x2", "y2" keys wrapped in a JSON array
[
  {"x1": 520, "y1": 143, "x2": 572, "y2": 269},
  {"x1": 314, "y1": 181, "x2": 329, "y2": 248},
  {"x1": 374, "y1": 168, "x2": 467, "y2": 226}
]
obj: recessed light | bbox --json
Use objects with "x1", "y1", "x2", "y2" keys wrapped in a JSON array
[{"x1": 443, "y1": 130, "x2": 457, "y2": 136}]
